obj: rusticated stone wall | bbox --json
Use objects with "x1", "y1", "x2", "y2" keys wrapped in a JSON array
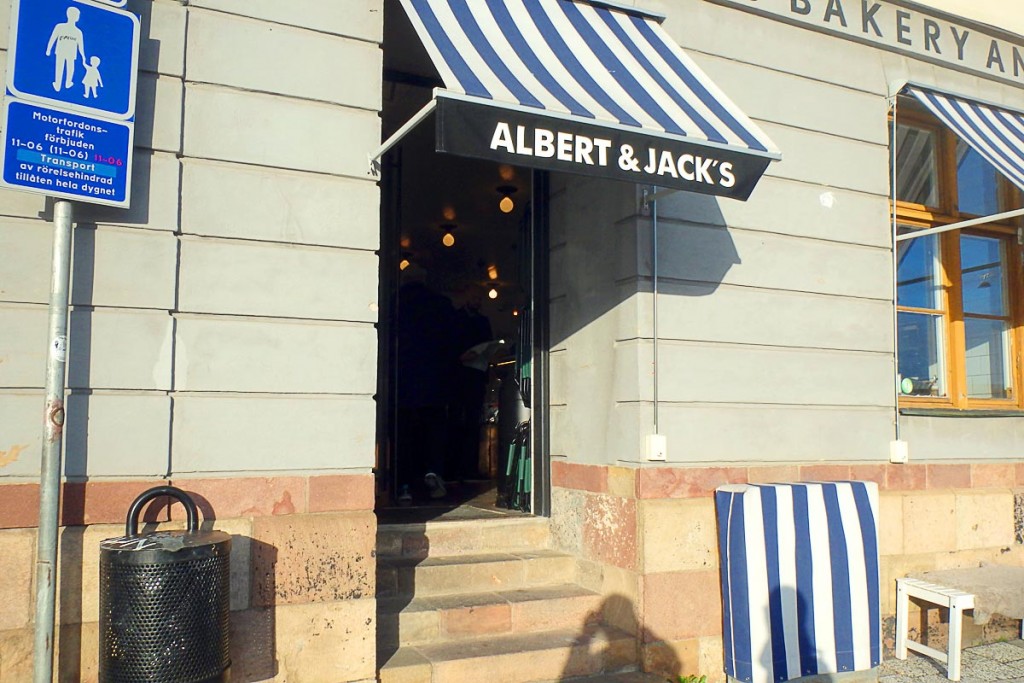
[
  {"x1": 551, "y1": 460, "x2": 1024, "y2": 683},
  {"x1": 0, "y1": 474, "x2": 377, "y2": 683}
]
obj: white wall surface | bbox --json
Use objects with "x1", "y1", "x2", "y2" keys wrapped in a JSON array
[
  {"x1": 550, "y1": 0, "x2": 1024, "y2": 465},
  {"x1": 0, "y1": 0, "x2": 382, "y2": 480}
]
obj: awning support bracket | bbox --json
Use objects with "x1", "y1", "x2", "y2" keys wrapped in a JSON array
[
  {"x1": 894, "y1": 208, "x2": 1024, "y2": 241},
  {"x1": 369, "y1": 99, "x2": 438, "y2": 177},
  {"x1": 641, "y1": 187, "x2": 681, "y2": 213}
]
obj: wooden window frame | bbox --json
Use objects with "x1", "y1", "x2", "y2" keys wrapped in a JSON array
[{"x1": 894, "y1": 103, "x2": 1024, "y2": 411}]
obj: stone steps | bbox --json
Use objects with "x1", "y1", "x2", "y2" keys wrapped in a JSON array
[
  {"x1": 378, "y1": 583, "x2": 604, "y2": 647},
  {"x1": 375, "y1": 517, "x2": 645, "y2": 683},
  {"x1": 376, "y1": 516, "x2": 553, "y2": 559},
  {"x1": 376, "y1": 549, "x2": 578, "y2": 599},
  {"x1": 377, "y1": 623, "x2": 638, "y2": 683}
]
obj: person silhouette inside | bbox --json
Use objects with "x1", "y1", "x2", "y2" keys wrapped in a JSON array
[
  {"x1": 82, "y1": 56, "x2": 102, "y2": 98},
  {"x1": 46, "y1": 7, "x2": 86, "y2": 92},
  {"x1": 450, "y1": 284, "x2": 493, "y2": 479},
  {"x1": 395, "y1": 264, "x2": 459, "y2": 500}
]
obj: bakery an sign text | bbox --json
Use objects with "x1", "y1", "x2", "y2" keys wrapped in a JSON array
[{"x1": 707, "y1": 0, "x2": 1024, "y2": 85}]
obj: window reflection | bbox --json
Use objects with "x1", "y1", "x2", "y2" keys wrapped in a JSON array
[
  {"x1": 960, "y1": 235, "x2": 1006, "y2": 317},
  {"x1": 896, "y1": 231, "x2": 942, "y2": 310},
  {"x1": 892, "y1": 123, "x2": 939, "y2": 206},
  {"x1": 956, "y1": 140, "x2": 1001, "y2": 216},
  {"x1": 960, "y1": 234, "x2": 1011, "y2": 399},
  {"x1": 964, "y1": 318, "x2": 1011, "y2": 399},
  {"x1": 891, "y1": 98, "x2": 1022, "y2": 408},
  {"x1": 897, "y1": 312, "x2": 946, "y2": 397}
]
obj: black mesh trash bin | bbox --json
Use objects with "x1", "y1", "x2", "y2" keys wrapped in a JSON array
[{"x1": 99, "y1": 486, "x2": 231, "y2": 683}]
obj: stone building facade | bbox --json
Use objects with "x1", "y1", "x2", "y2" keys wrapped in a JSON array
[{"x1": 0, "y1": 0, "x2": 1022, "y2": 681}]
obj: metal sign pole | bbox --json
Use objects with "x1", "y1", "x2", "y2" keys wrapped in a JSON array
[{"x1": 33, "y1": 198, "x2": 74, "y2": 683}]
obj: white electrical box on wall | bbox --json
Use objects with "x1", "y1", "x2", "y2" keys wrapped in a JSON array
[
  {"x1": 889, "y1": 440, "x2": 909, "y2": 464},
  {"x1": 645, "y1": 434, "x2": 667, "y2": 461}
]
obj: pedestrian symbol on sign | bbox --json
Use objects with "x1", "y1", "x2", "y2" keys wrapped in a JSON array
[
  {"x1": 83, "y1": 57, "x2": 104, "y2": 98},
  {"x1": 8, "y1": 0, "x2": 140, "y2": 121},
  {"x1": 46, "y1": 7, "x2": 87, "y2": 92}
]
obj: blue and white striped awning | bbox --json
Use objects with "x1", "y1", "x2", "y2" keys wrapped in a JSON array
[
  {"x1": 907, "y1": 85, "x2": 1024, "y2": 191},
  {"x1": 379, "y1": 0, "x2": 781, "y2": 199}
]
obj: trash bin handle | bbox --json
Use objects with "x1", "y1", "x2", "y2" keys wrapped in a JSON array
[{"x1": 125, "y1": 485, "x2": 199, "y2": 537}]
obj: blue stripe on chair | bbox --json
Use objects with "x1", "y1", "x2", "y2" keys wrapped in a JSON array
[
  {"x1": 716, "y1": 482, "x2": 881, "y2": 683},
  {"x1": 759, "y1": 486, "x2": 790, "y2": 683},
  {"x1": 908, "y1": 86, "x2": 1024, "y2": 191},
  {"x1": 790, "y1": 484, "x2": 818, "y2": 677},
  {"x1": 716, "y1": 492, "x2": 738, "y2": 677},
  {"x1": 731, "y1": 493, "x2": 753, "y2": 683},
  {"x1": 822, "y1": 484, "x2": 855, "y2": 672},
  {"x1": 851, "y1": 483, "x2": 882, "y2": 666}
]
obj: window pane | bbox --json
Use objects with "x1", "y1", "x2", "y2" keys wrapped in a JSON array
[
  {"x1": 960, "y1": 235, "x2": 1006, "y2": 316},
  {"x1": 896, "y1": 232, "x2": 942, "y2": 310},
  {"x1": 964, "y1": 317, "x2": 1011, "y2": 399},
  {"x1": 898, "y1": 311, "x2": 947, "y2": 397},
  {"x1": 956, "y1": 139, "x2": 1001, "y2": 216},
  {"x1": 893, "y1": 123, "x2": 940, "y2": 206}
]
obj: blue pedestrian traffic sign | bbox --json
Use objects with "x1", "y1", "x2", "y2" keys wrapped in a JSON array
[
  {"x1": 1, "y1": 0, "x2": 139, "y2": 207},
  {"x1": 7, "y1": 0, "x2": 139, "y2": 120},
  {"x1": 1, "y1": 100, "x2": 134, "y2": 206}
]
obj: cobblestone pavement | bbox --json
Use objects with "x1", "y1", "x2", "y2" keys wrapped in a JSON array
[{"x1": 879, "y1": 640, "x2": 1024, "y2": 683}]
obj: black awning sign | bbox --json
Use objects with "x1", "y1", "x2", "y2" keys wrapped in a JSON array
[{"x1": 435, "y1": 96, "x2": 771, "y2": 200}]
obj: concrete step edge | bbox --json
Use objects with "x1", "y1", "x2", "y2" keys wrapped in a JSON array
[
  {"x1": 376, "y1": 516, "x2": 554, "y2": 559},
  {"x1": 376, "y1": 550, "x2": 579, "y2": 599},
  {"x1": 376, "y1": 515, "x2": 551, "y2": 535},
  {"x1": 377, "y1": 548, "x2": 574, "y2": 569},
  {"x1": 377, "y1": 583, "x2": 602, "y2": 615},
  {"x1": 377, "y1": 583, "x2": 606, "y2": 648},
  {"x1": 378, "y1": 623, "x2": 638, "y2": 679}
]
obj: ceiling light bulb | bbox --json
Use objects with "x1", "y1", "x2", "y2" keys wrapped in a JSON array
[
  {"x1": 497, "y1": 185, "x2": 518, "y2": 214},
  {"x1": 399, "y1": 259, "x2": 410, "y2": 271},
  {"x1": 487, "y1": 265, "x2": 499, "y2": 280},
  {"x1": 488, "y1": 288, "x2": 498, "y2": 300},
  {"x1": 442, "y1": 231, "x2": 455, "y2": 247}
]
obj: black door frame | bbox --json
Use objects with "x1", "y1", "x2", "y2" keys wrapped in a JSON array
[{"x1": 374, "y1": 153, "x2": 551, "y2": 516}]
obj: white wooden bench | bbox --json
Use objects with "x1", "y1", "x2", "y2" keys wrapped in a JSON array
[{"x1": 895, "y1": 577, "x2": 975, "y2": 681}]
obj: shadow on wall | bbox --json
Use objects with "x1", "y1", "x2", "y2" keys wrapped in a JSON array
[
  {"x1": 188, "y1": 491, "x2": 280, "y2": 682},
  {"x1": 549, "y1": 175, "x2": 737, "y2": 348},
  {"x1": 232, "y1": 538, "x2": 279, "y2": 682},
  {"x1": 559, "y1": 593, "x2": 682, "y2": 681},
  {"x1": 375, "y1": 527, "x2": 429, "y2": 670},
  {"x1": 52, "y1": 493, "x2": 279, "y2": 681},
  {"x1": 57, "y1": 0, "x2": 164, "y2": 481},
  {"x1": 750, "y1": 586, "x2": 878, "y2": 682},
  {"x1": 55, "y1": 495, "x2": 165, "y2": 680}
]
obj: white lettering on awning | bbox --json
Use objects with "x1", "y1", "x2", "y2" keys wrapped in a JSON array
[{"x1": 487, "y1": 121, "x2": 736, "y2": 188}]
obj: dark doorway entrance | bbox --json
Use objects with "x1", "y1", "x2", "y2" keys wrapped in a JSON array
[{"x1": 375, "y1": 0, "x2": 549, "y2": 517}]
